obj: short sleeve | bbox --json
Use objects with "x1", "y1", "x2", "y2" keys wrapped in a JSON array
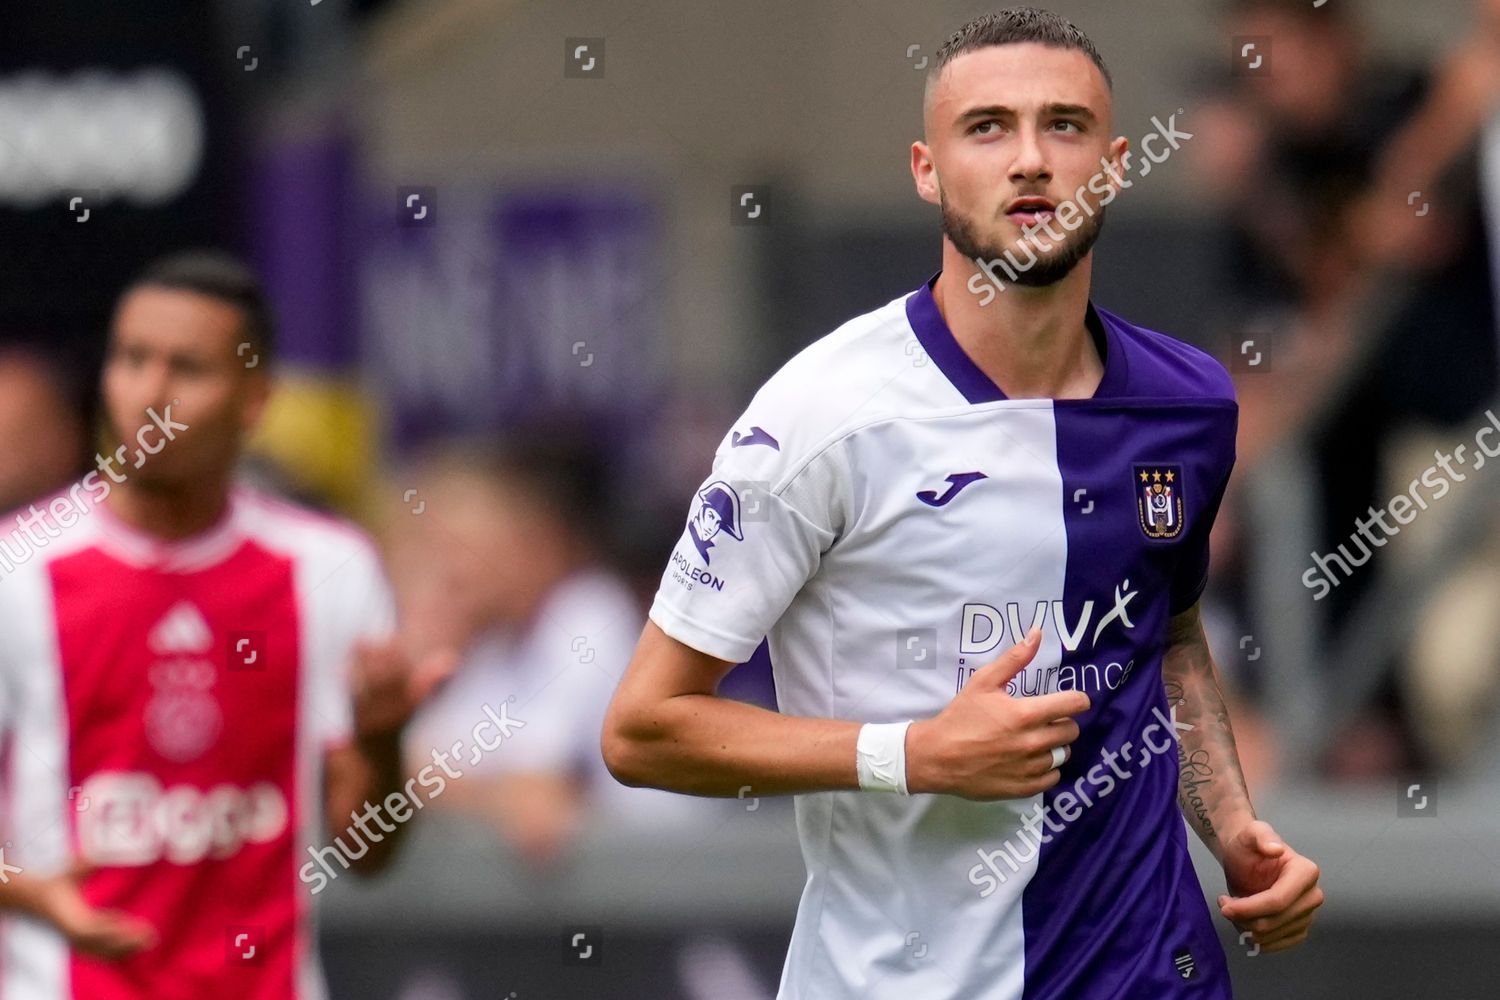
[
  {"x1": 314, "y1": 538, "x2": 397, "y2": 748},
  {"x1": 648, "y1": 417, "x2": 844, "y2": 663},
  {"x1": 0, "y1": 644, "x2": 13, "y2": 739},
  {"x1": 1169, "y1": 433, "x2": 1236, "y2": 616},
  {"x1": 0, "y1": 571, "x2": 40, "y2": 742}
]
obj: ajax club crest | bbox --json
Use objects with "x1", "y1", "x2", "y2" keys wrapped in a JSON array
[{"x1": 1135, "y1": 464, "x2": 1185, "y2": 540}]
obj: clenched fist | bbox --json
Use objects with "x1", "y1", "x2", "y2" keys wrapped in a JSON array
[{"x1": 906, "y1": 627, "x2": 1090, "y2": 800}]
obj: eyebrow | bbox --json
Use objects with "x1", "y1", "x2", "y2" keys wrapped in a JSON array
[{"x1": 957, "y1": 103, "x2": 1098, "y2": 125}]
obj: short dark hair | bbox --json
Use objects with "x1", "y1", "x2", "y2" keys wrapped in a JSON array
[
  {"x1": 126, "y1": 250, "x2": 275, "y2": 367},
  {"x1": 931, "y1": 7, "x2": 1112, "y2": 91}
]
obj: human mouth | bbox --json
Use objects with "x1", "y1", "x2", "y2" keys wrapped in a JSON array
[{"x1": 1005, "y1": 196, "x2": 1057, "y2": 225}]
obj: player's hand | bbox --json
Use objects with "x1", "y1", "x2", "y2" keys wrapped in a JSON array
[
  {"x1": 31, "y1": 864, "x2": 157, "y2": 959},
  {"x1": 906, "y1": 627, "x2": 1090, "y2": 800},
  {"x1": 1217, "y1": 820, "x2": 1323, "y2": 953},
  {"x1": 350, "y1": 639, "x2": 458, "y2": 740}
]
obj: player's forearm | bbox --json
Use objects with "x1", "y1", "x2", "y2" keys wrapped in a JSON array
[
  {"x1": 604, "y1": 693, "x2": 861, "y2": 797},
  {"x1": 1162, "y1": 604, "x2": 1256, "y2": 863},
  {"x1": 0, "y1": 871, "x2": 52, "y2": 918},
  {"x1": 326, "y1": 731, "x2": 411, "y2": 874}
]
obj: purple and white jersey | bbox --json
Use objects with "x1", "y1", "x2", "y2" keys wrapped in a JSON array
[{"x1": 649, "y1": 271, "x2": 1237, "y2": 1000}]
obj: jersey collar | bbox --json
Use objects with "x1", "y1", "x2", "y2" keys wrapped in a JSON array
[
  {"x1": 905, "y1": 270, "x2": 1126, "y2": 402},
  {"x1": 94, "y1": 489, "x2": 248, "y2": 572}
]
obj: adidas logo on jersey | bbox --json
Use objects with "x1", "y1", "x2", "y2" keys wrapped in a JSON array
[{"x1": 148, "y1": 600, "x2": 213, "y2": 655}]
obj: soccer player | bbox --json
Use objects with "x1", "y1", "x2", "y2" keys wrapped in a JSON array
[
  {"x1": 0, "y1": 251, "x2": 448, "y2": 999},
  {"x1": 603, "y1": 8, "x2": 1323, "y2": 998}
]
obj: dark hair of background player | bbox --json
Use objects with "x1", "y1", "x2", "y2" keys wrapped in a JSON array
[{"x1": 126, "y1": 249, "x2": 276, "y2": 369}]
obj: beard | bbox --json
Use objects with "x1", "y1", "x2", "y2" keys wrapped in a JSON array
[{"x1": 941, "y1": 192, "x2": 1106, "y2": 288}]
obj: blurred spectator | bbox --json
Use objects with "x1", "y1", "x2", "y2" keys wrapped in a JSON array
[
  {"x1": 385, "y1": 435, "x2": 723, "y2": 867},
  {"x1": 1368, "y1": 0, "x2": 1500, "y2": 773},
  {"x1": 1330, "y1": 0, "x2": 1500, "y2": 776},
  {"x1": 0, "y1": 348, "x2": 85, "y2": 513},
  {"x1": 1191, "y1": 0, "x2": 1500, "y2": 778},
  {"x1": 1191, "y1": 0, "x2": 1425, "y2": 316}
]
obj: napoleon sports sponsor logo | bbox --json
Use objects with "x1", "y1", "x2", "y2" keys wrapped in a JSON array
[
  {"x1": 669, "y1": 478, "x2": 747, "y2": 592},
  {"x1": 686, "y1": 480, "x2": 744, "y2": 566},
  {"x1": 670, "y1": 549, "x2": 726, "y2": 592},
  {"x1": 75, "y1": 771, "x2": 288, "y2": 866}
]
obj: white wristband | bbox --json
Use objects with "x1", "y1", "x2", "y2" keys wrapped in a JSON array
[{"x1": 856, "y1": 721, "x2": 912, "y2": 795}]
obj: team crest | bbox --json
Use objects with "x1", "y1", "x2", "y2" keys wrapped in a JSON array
[
  {"x1": 686, "y1": 480, "x2": 744, "y2": 565},
  {"x1": 144, "y1": 600, "x2": 222, "y2": 762},
  {"x1": 1135, "y1": 464, "x2": 1185, "y2": 540}
]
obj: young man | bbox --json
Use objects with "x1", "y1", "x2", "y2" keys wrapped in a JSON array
[
  {"x1": 604, "y1": 8, "x2": 1323, "y2": 999},
  {"x1": 0, "y1": 251, "x2": 448, "y2": 999}
]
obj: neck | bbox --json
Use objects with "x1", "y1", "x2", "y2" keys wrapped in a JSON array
[
  {"x1": 104, "y1": 476, "x2": 233, "y2": 543},
  {"x1": 933, "y1": 242, "x2": 1103, "y2": 400}
]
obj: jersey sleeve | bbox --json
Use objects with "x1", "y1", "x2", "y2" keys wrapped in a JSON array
[
  {"x1": 648, "y1": 410, "x2": 847, "y2": 664},
  {"x1": 1169, "y1": 414, "x2": 1238, "y2": 616},
  {"x1": 0, "y1": 636, "x2": 12, "y2": 739},
  {"x1": 0, "y1": 574, "x2": 31, "y2": 741},
  {"x1": 315, "y1": 537, "x2": 398, "y2": 748}
]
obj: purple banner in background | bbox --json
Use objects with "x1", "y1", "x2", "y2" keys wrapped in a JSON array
[
  {"x1": 362, "y1": 185, "x2": 664, "y2": 449},
  {"x1": 250, "y1": 130, "x2": 361, "y2": 369}
]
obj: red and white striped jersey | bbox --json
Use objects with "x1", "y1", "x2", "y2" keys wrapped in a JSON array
[{"x1": 0, "y1": 487, "x2": 394, "y2": 1000}]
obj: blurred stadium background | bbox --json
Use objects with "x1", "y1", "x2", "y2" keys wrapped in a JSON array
[{"x1": 4, "y1": 0, "x2": 1500, "y2": 996}]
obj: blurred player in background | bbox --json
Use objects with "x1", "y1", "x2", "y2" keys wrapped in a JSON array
[
  {"x1": 0, "y1": 250, "x2": 449, "y2": 999},
  {"x1": 0, "y1": 349, "x2": 86, "y2": 515},
  {"x1": 605, "y1": 8, "x2": 1322, "y2": 999}
]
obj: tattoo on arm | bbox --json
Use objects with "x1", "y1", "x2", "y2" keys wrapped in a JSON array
[{"x1": 1162, "y1": 604, "x2": 1253, "y2": 851}]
